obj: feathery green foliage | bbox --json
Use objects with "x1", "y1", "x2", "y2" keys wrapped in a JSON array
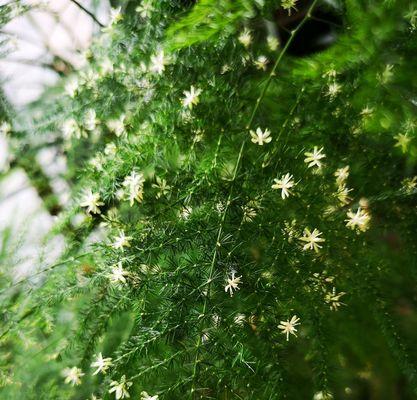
[{"x1": 1, "y1": 0, "x2": 417, "y2": 399}]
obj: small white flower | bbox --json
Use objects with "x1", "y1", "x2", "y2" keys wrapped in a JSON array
[
  {"x1": 281, "y1": 0, "x2": 298, "y2": 15},
  {"x1": 326, "y1": 82, "x2": 342, "y2": 99},
  {"x1": 225, "y1": 271, "x2": 242, "y2": 297},
  {"x1": 100, "y1": 58, "x2": 114, "y2": 76},
  {"x1": 91, "y1": 353, "x2": 113, "y2": 375},
  {"x1": 152, "y1": 176, "x2": 171, "y2": 198},
  {"x1": 238, "y1": 28, "x2": 252, "y2": 48},
  {"x1": 267, "y1": 36, "x2": 279, "y2": 51},
  {"x1": 345, "y1": 207, "x2": 371, "y2": 232},
  {"x1": 136, "y1": 0, "x2": 155, "y2": 19},
  {"x1": 234, "y1": 313, "x2": 246, "y2": 326},
  {"x1": 254, "y1": 55, "x2": 268, "y2": 71},
  {"x1": 336, "y1": 185, "x2": 353, "y2": 206},
  {"x1": 278, "y1": 315, "x2": 300, "y2": 341},
  {"x1": 179, "y1": 206, "x2": 192, "y2": 220},
  {"x1": 401, "y1": 176, "x2": 417, "y2": 193},
  {"x1": 141, "y1": 391, "x2": 159, "y2": 400},
  {"x1": 394, "y1": 133, "x2": 411, "y2": 153},
  {"x1": 0, "y1": 121, "x2": 11, "y2": 135},
  {"x1": 116, "y1": 188, "x2": 125, "y2": 200},
  {"x1": 250, "y1": 127, "x2": 272, "y2": 145},
  {"x1": 334, "y1": 166, "x2": 349, "y2": 185},
  {"x1": 242, "y1": 202, "x2": 258, "y2": 222},
  {"x1": 212, "y1": 313, "x2": 221, "y2": 327},
  {"x1": 104, "y1": 142, "x2": 117, "y2": 157},
  {"x1": 324, "y1": 288, "x2": 346, "y2": 311},
  {"x1": 109, "y1": 375, "x2": 132, "y2": 399},
  {"x1": 84, "y1": 109, "x2": 98, "y2": 131},
  {"x1": 90, "y1": 154, "x2": 104, "y2": 171},
  {"x1": 109, "y1": 262, "x2": 129, "y2": 285},
  {"x1": 80, "y1": 189, "x2": 104, "y2": 214},
  {"x1": 65, "y1": 77, "x2": 78, "y2": 97},
  {"x1": 304, "y1": 146, "x2": 326, "y2": 169},
  {"x1": 360, "y1": 106, "x2": 374, "y2": 118},
  {"x1": 181, "y1": 85, "x2": 202, "y2": 109},
  {"x1": 272, "y1": 173, "x2": 296, "y2": 199},
  {"x1": 201, "y1": 332, "x2": 210, "y2": 343},
  {"x1": 80, "y1": 68, "x2": 99, "y2": 88},
  {"x1": 193, "y1": 129, "x2": 204, "y2": 143},
  {"x1": 107, "y1": 115, "x2": 126, "y2": 137},
  {"x1": 313, "y1": 391, "x2": 334, "y2": 400},
  {"x1": 123, "y1": 170, "x2": 145, "y2": 206},
  {"x1": 149, "y1": 50, "x2": 167, "y2": 75},
  {"x1": 62, "y1": 118, "x2": 83, "y2": 140},
  {"x1": 109, "y1": 7, "x2": 122, "y2": 25},
  {"x1": 299, "y1": 228, "x2": 325, "y2": 252},
  {"x1": 62, "y1": 366, "x2": 84, "y2": 386},
  {"x1": 112, "y1": 231, "x2": 133, "y2": 250}
]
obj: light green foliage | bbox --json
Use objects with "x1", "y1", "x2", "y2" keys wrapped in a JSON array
[
  {"x1": 166, "y1": 0, "x2": 253, "y2": 50},
  {"x1": 1, "y1": 0, "x2": 417, "y2": 399}
]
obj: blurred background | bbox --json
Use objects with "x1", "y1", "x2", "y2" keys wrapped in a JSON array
[{"x1": 0, "y1": 0, "x2": 109, "y2": 279}]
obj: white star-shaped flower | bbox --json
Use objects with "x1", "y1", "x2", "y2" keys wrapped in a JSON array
[
  {"x1": 109, "y1": 262, "x2": 130, "y2": 285},
  {"x1": 360, "y1": 105, "x2": 374, "y2": 118},
  {"x1": 345, "y1": 207, "x2": 371, "y2": 232},
  {"x1": 394, "y1": 133, "x2": 411, "y2": 153},
  {"x1": 84, "y1": 109, "x2": 98, "y2": 131},
  {"x1": 238, "y1": 28, "x2": 252, "y2": 48},
  {"x1": 278, "y1": 315, "x2": 300, "y2": 341},
  {"x1": 272, "y1": 173, "x2": 296, "y2": 199},
  {"x1": 141, "y1": 392, "x2": 159, "y2": 400},
  {"x1": 250, "y1": 127, "x2": 272, "y2": 145},
  {"x1": 324, "y1": 287, "x2": 346, "y2": 311},
  {"x1": 100, "y1": 58, "x2": 114, "y2": 76},
  {"x1": 149, "y1": 50, "x2": 167, "y2": 75},
  {"x1": 123, "y1": 170, "x2": 145, "y2": 206},
  {"x1": 326, "y1": 82, "x2": 342, "y2": 99},
  {"x1": 181, "y1": 85, "x2": 202, "y2": 109},
  {"x1": 107, "y1": 115, "x2": 126, "y2": 137},
  {"x1": 281, "y1": 0, "x2": 298, "y2": 15},
  {"x1": 152, "y1": 176, "x2": 171, "y2": 198},
  {"x1": 91, "y1": 352, "x2": 113, "y2": 375},
  {"x1": 299, "y1": 228, "x2": 325, "y2": 252},
  {"x1": 336, "y1": 185, "x2": 353, "y2": 206},
  {"x1": 234, "y1": 313, "x2": 246, "y2": 326},
  {"x1": 304, "y1": 146, "x2": 326, "y2": 169},
  {"x1": 334, "y1": 166, "x2": 349, "y2": 185},
  {"x1": 0, "y1": 121, "x2": 11, "y2": 135},
  {"x1": 62, "y1": 366, "x2": 84, "y2": 386},
  {"x1": 254, "y1": 55, "x2": 268, "y2": 71},
  {"x1": 112, "y1": 231, "x2": 132, "y2": 250},
  {"x1": 62, "y1": 118, "x2": 83, "y2": 140},
  {"x1": 109, "y1": 375, "x2": 132, "y2": 399},
  {"x1": 65, "y1": 77, "x2": 78, "y2": 97},
  {"x1": 225, "y1": 271, "x2": 242, "y2": 297},
  {"x1": 313, "y1": 391, "x2": 334, "y2": 400},
  {"x1": 136, "y1": 0, "x2": 155, "y2": 19},
  {"x1": 109, "y1": 7, "x2": 122, "y2": 25},
  {"x1": 267, "y1": 36, "x2": 279, "y2": 51},
  {"x1": 80, "y1": 189, "x2": 104, "y2": 214}
]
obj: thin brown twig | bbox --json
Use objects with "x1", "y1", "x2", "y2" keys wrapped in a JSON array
[{"x1": 68, "y1": 0, "x2": 104, "y2": 27}]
